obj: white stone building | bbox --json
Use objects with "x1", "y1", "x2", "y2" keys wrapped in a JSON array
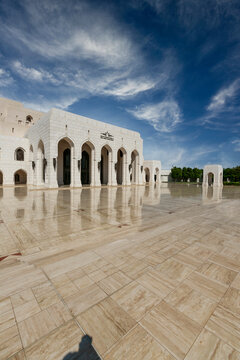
[
  {"x1": 0, "y1": 97, "x2": 162, "y2": 188},
  {"x1": 202, "y1": 165, "x2": 223, "y2": 187}
]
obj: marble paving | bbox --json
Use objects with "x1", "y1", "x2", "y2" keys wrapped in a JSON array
[{"x1": 0, "y1": 184, "x2": 240, "y2": 359}]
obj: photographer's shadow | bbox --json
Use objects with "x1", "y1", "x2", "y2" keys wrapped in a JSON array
[{"x1": 63, "y1": 334, "x2": 101, "y2": 360}]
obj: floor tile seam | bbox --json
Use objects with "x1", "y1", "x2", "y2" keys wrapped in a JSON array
[
  {"x1": 204, "y1": 325, "x2": 240, "y2": 353},
  {"x1": 207, "y1": 257, "x2": 240, "y2": 273},
  {"x1": 191, "y1": 265, "x2": 239, "y2": 288},
  {"x1": 215, "y1": 303, "x2": 240, "y2": 320},
  {"x1": 6, "y1": 349, "x2": 25, "y2": 360},
  {"x1": 181, "y1": 327, "x2": 219, "y2": 360},
  {"x1": 182, "y1": 271, "x2": 236, "y2": 359},
  {"x1": 139, "y1": 321, "x2": 179, "y2": 360},
  {"x1": 101, "y1": 323, "x2": 141, "y2": 359},
  {"x1": 9, "y1": 295, "x2": 25, "y2": 359},
  {"x1": 74, "y1": 316, "x2": 103, "y2": 360},
  {"x1": 97, "y1": 277, "x2": 135, "y2": 297},
  {"x1": 76, "y1": 296, "x2": 139, "y2": 358},
  {"x1": 141, "y1": 297, "x2": 208, "y2": 360},
  {"x1": 21, "y1": 318, "x2": 80, "y2": 356},
  {"x1": 1, "y1": 221, "x2": 22, "y2": 254},
  {"x1": 12, "y1": 290, "x2": 42, "y2": 323},
  {"x1": 22, "y1": 265, "x2": 103, "y2": 358}
]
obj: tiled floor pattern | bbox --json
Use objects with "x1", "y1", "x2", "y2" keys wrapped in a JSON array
[{"x1": 0, "y1": 184, "x2": 240, "y2": 359}]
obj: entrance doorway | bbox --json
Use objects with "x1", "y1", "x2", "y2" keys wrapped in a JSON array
[
  {"x1": 63, "y1": 148, "x2": 71, "y2": 185},
  {"x1": 100, "y1": 145, "x2": 111, "y2": 185},
  {"x1": 14, "y1": 170, "x2": 27, "y2": 184},
  {"x1": 144, "y1": 168, "x2": 150, "y2": 183},
  {"x1": 81, "y1": 150, "x2": 90, "y2": 185},
  {"x1": 208, "y1": 172, "x2": 214, "y2": 186},
  {"x1": 0, "y1": 171, "x2": 3, "y2": 185},
  {"x1": 116, "y1": 148, "x2": 126, "y2": 185},
  {"x1": 57, "y1": 138, "x2": 74, "y2": 186}
]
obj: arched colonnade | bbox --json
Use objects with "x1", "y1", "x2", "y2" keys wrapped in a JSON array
[{"x1": 29, "y1": 137, "x2": 142, "y2": 187}]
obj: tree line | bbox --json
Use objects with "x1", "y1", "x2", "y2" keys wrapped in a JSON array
[
  {"x1": 170, "y1": 166, "x2": 240, "y2": 182},
  {"x1": 170, "y1": 167, "x2": 202, "y2": 182},
  {"x1": 223, "y1": 166, "x2": 240, "y2": 182}
]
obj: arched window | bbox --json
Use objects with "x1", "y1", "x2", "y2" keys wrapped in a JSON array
[
  {"x1": 15, "y1": 148, "x2": 24, "y2": 161},
  {"x1": 26, "y1": 115, "x2": 33, "y2": 123},
  {"x1": 14, "y1": 170, "x2": 27, "y2": 184}
]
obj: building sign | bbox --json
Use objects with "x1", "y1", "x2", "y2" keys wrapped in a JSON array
[{"x1": 100, "y1": 131, "x2": 114, "y2": 141}]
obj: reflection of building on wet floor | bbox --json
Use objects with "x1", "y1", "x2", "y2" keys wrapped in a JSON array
[
  {"x1": 202, "y1": 186, "x2": 223, "y2": 204},
  {"x1": 0, "y1": 97, "x2": 166, "y2": 188},
  {"x1": 1, "y1": 184, "x2": 240, "y2": 359}
]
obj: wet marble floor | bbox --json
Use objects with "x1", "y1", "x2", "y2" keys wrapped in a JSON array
[{"x1": 0, "y1": 183, "x2": 240, "y2": 359}]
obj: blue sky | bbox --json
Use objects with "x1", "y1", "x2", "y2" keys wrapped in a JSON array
[{"x1": 0, "y1": 0, "x2": 240, "y2": 169}]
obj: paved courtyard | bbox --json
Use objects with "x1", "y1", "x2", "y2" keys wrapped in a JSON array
[{"x1": 0, "y1": 184, "x2": 240, "y2": 360}]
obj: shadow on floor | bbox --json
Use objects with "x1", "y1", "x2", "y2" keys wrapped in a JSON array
[{"x1": 63, "y1": 335, "x2": 101, "y2": 360}]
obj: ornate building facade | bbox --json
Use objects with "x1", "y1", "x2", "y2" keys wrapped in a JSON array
[{"x1": 0, "y1": 97, "x2": 161, "y2": 187}]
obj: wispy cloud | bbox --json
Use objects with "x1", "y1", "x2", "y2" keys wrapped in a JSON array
[
  {"x1": 12, "y1": 61, "x2": 59, "y2": 84},
  {"x1": 23, "y1": 96, "x2": 79, "y2": 112},
  {"x1": 1, "y1": 0, "x2": 136, "y2": 71},
  {"x1": 128, "y1": 99, "x2": 182, "y2": 133},
  {"x1": 207, "y1": 78, "x2": 240, "y2": 112},
  {"x1": 144, "y1": 141, "x2": 217, "y2": 168},
  {"x1": 232, "y1": 139, "x2": 240, "y2": 151},
  {"x1": 0, "y1": 68, "x2": 14, "y2": 87},
  {"x1": 200, "y1": 78, "x2": 240, "y2": 127}
]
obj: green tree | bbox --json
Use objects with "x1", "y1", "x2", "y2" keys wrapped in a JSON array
[
  {"x1": 170, "y1": 167, "x2": 182, "y2": 182},
  {"x1": 192, "y1": 168, "x2": 202, "y2": 181}
]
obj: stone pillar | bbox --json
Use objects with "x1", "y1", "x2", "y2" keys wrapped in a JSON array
[
  {"x1": 149, "y1": 166, "x2": 155, "y2": 184},
  {"x1": 122, "y1": 154, "x2": 126, "y2": 185},
  {"x1": 73, "y1": 158, "x2": 81, "y2": 187},
  {"x1": 125, "y1": 161, "x2": 131, "y2": 185},
  {"x1": 94, "y1": 150, "x2": 101, "y2": 186},
  {"x1": 111, "y1": 152, "x2": 117, "y2": 186}
]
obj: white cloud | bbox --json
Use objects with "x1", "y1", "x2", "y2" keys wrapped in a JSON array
[
  {"x1": 0, "y1": 0, "x2": 181, "y2": 112},
  {"x1": 2, "y1": 1, "x2": 136, "y2": 71},
  {"x1": 12, "y1": 61, "x2": 59, "y2": 84},
  {"x1": 144, "y1": 142, "x2": 217, "y2": 168},
  {"x1": 0, "y1": 68, "x2": 14, "y2": 87},
  {"x1": 207, "y1": 78, "x2": 240, "y2": 112},
  {"x1": 232, "y1": 139, "x2": 240, "y2": 151},
  {"x1": 128, "y1": 100, "x2": 182, "y2": 133},
  {"x1": 23, "y1": 96, "x2": 78, "y2": 112},
  {"x1": 102, "y1": 77, "x2": 157, "y2": 97}
]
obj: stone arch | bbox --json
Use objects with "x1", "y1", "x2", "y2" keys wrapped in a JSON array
[
  {"x1": 14, "y1": 169, "x2": 27, "y2": 184},
  {"x1": 57, "y1": 137, "x2": 74, "y2": 186},
  {"x1": 207, "y1": 172, "x2": 214, "y2": 186},
  {"x1": 81, "y1": 141, "x2": 95, "y2": 185},
  {"x1": 130, "y1": 150, "x2": 139, "y2": 184},
  {"x1": 26, "y1": 115, "x2": 33, "y2": 123},
  {"x1": 15, "y1": 147, "x2": 25, "y2": 161},
  {"x1": 144, "y1": 168, "x2": 150, "y2": 183},
  {"x1": 37, "y1": 140, "x2": 46, "y2": 183},
  {"x1": 116, "y1": 147, "x2": 126, "y2": 185},
  {"x1": 0, "y1": 171, "x2": 3, "y2": 185},
  {"x1": 100, "y1": 144, "x2": 112, "y2": 185}
]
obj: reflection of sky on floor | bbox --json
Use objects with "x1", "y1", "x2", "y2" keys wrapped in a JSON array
[
  {"x1": 0, "y1": 184, "x2": 240, "y2": 257},
  {"x1": 1, "y1": 184, "x2": 240, "y2": 359}
]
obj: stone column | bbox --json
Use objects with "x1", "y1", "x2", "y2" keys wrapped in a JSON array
[
  {"x1": 111, "y1": 151, "x2": 117, "y2": 186},
  {"x1": 94, "y1": 150, "x2": 101, "y2": 186},
  {"x1": 125, "y1": 160, "x2": 131, "y2": 185},
  {"x1": 73, "y1": 158, "x2": 81, "y2": 187}
]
